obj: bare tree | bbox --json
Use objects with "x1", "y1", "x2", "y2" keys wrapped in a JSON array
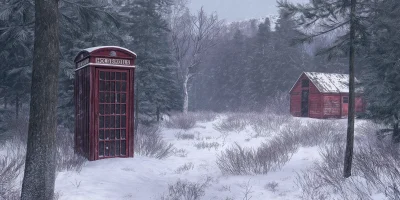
[
  {"x1": 171, "y1": 5, "x2": 223, "y2": 113},
  {"x1": 21, "y1": 0, "x2": 60, "y2": 199}
]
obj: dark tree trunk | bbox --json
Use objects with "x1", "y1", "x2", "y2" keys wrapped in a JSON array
[
  {"x1": 343, "y1": 0, "x2": 356, "y2": 178},
  {"x1": 20, "y1": 0, "x2": 60, "y2": 199},
  {"x1": 15, "y1": 94, "x2": 19, "y2": 119}
]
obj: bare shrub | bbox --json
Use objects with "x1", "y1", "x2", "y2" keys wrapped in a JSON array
[
  {"x1": 217, "y1": 122, "x2": 302, "y2": 175},
  {"x1": 0, "y1": 144, "x2": 25, "y2": 200},
  {"x1": 265, "y1": 181, "x2": 279, "y2": 193},
  {"x1": 214, "y1": 114, "x2": 249, "y2": 133},
  {"x1": 135, "y1": 124, "x2": 174, "y2": 159},
  {"x1": 165, "y1": 113, "x2": 197, "y2": 130},
  {"x1": 194, "y1": 141, "x2": 220, "y2": 150},
  {"x1": 175, "y1": 132, "x2": 195, "y2": 140},
  {"x1": 160, "y1": 177, "x2": 212, "y2": 200},
  {"x1": 173, "y1": 148, "x2": 188, "y2": 157},
  {"x1": 296, "y1": 129, "x2": 400, "y2": 200},
  {"x1": 192, "y1": 111, "x2": 217, "y2": 122},
  {"x1": 175, "y1": 162, "x2": 194, "y2": 174},
  {"x1": 297, "y1": 120, "x2": 343, "y2": 147},
  {"x1": 56, "y1": 126, "x2": 86, "y2": 172}
]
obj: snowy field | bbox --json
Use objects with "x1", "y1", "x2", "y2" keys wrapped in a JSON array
[
  {"x1": 51, "y1": 114, "x2": 358, "y2": 200},
  {"x1": 0, "y1": 113, "x2": 395, "y2": 200}
]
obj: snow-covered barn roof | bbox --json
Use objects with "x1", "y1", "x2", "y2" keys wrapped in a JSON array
[{"x1": 291, "y1": 72, "x2": 361, "y2": 94}]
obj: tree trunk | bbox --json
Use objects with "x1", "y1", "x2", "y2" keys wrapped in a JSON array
[
  {"x1": 21, "y1": 0, "x2": 60, "y2": 199},
  {"x1": 183, "y1": 77, "x2": 189, "y2": 114},
  {"x1": 343, "y1": 0, "x2": 356, "y2": 178},
  {"x1": 15, "y1": 94, "x2": 19, "y2": 119},
  {"x1": 156, "y1": 106, "x2": 160, "y2": 122}
]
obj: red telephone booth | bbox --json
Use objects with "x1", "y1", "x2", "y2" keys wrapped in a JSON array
[{"x1": 74, "y1": 46, "x2": 136, "y2": 161}]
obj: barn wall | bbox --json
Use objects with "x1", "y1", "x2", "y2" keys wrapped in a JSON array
[
  {"x1": 290, "y1": 74, "x2": 321, "y2": 117},
  {"x1": 322, "y1": 95, "x2": 341, "y2": 118}
]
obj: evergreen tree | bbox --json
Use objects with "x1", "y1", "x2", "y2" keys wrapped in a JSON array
[
  {"x1": 362, "y1": 0, "x2": 400, "y2": 143},
  {"x1": 121, "y1": 0, "x2": 181, "y2": 123}
]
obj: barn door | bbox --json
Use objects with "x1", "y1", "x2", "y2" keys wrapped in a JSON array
[
  {"x1": 96, "y1": 69, "x2": 130, "y2": 158},
  {"x1": 301, "y1": 90, "x2": 309, "y2": 117}
]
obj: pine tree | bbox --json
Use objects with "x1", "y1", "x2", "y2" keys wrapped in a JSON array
[
  {"x1": 362, "y1": 0, "x2": 400, "y2": 143},
  {"x1": 121, "y1": 0, "x2": 181, "y2": 123}
]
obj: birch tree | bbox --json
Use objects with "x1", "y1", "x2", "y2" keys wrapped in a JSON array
[{"x1": 171, "y1": 5, "x2": 222, "y2": 113}]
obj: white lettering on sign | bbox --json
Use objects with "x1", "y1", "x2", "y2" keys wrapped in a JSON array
[
  {"x1": 77, "y1": 58, "x2": 89, "y2": 68},
  {"x1": 95, "y1": 58, "x2": 131, "y2": 66}
]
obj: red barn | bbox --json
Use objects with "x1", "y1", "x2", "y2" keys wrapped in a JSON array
[{"x1": 289, "y1": 72, "x2": 366, "y2": 119}]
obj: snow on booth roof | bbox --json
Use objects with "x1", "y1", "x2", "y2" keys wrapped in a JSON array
[
  {"x1": 83, "y1": 46, "x2": 137, "y2": 56},
  {"x1": 304, "y1": 72, "x2": 360, "y2": 93}
]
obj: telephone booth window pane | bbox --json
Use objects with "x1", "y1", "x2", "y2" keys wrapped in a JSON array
[
  {"x1": 106, "y1": 72, "x2": 110, "y2": 80},
  {"x1": 110, "y1": 82, "x2": 115, "y2": 91},
  {"x1": 121, "y1": 129, "x2": 126, "y2": 139},
  {"x1": 110, "y1": 141, "x2": 115, "y2": 156},
  {"x1": 100, "y1": 72, "x2": 105, "y2": 80},
  {"x1": 110, "y1": 104, "x2": 115, "y2": 114},
  {"x1": 110, "y1": 72, "x2": 115, "y2": 80},
  {"x1": 105, "y1": 81, "x2": 110, "y2": 91},
  {"x1": 122, "y1": 73, "x2": 127, "y2": 80},
  {"x1": 100, "y1": 104, "x2": 104, "y2": 114},
  {"x1": 121, "y1": 94, "x2": 126, "y2": 103},
  {"x1": 99, "y1": 117, "x2": 104, "y2": 128},
  {"x1": 105, "y1": 130, "x2": 110, "y2": 140},
  {"x1": 116, "y1": 72, "x2": 121, "y2": 80},
  {"x1": 99, "y1": 142, "x2": 104, "y2": 156},
  {"x1": 100, "y1": 81, "x2": 105, "y2": 91},
  {"x1": 105, "y1": 142, "x2": 110, "y2": 156},
  {"x1": 121, "y1": 104, "x2": 126, "y2": 114},
  {"x1": 116, "y1": 82, "x2": 121, "y2": 92},
  {"x1": 116, "y1": 116, "x2": 120, "y2": 128},
  {"x1": 116, "y1": 130, "x2": 120, "y2": 139},
  {"x1": 110, "y1": 129, "x2": 115, "y2": 139},
  {"x1": 110, "y1": 116, "x2": 115, "y2": 128},
  {"x1": 121, "y1": 140, "x2": 126, "y2": 155},
  {"x1": 116, "y1": 104, "x2": 120, "y2": 114},
  {"x1": 110, "y1": 93, "x2": 115, "y2": 103},
  {"x1": 100, "y1": 93, "x2": 105, "y2": 103},
  {"x1": 99, "y1": 130, "x2": 104, "y2": 140},
  {"x1": 116, "y1": 141, "x2": 120, "y2": 155},
  {"x1": 121, "y1": 82, "x2": 126, "y2": 91},
  {"x1": 121, "y1": 116, "x2": 126, "y2": 128}
]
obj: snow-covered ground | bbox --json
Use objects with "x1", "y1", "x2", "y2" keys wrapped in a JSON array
[{"x1": 53, "y1": 116, "x2": 347, "y2": 200}]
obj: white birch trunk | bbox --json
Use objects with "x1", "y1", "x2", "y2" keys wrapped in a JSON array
[{"x1": 183, "y1": 77, "x2": 189, "y2": 114}]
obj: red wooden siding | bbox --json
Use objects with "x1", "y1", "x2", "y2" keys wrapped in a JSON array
[{"x1": 289, "y1": 72, "x2": 366, "y2": 119}]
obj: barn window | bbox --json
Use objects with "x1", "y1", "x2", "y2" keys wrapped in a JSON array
[
  {"x1": 302, "y1": 80, "x2": 309, "y2": 87},
  {"x1": 343, "y1": 97, "x2": 349, "y2": 103}
]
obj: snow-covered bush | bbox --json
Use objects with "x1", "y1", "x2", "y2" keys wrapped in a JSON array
[
  {"x1": 214, "y1": 114, "x2": 249, "y2": 133},
  {"x1": 175, "y1": 132, "x2": 195, "y2": 140},
  {"x1": 192, "y1": 111, "x2": 217, "y2": 122},
  {"x1": 0, "y1": 143, "x2": 24, "y2": 200},
  {"x1": 297, "y1": 123, "x2": 400, "y2": 200},
  {"x1": 160, "y1": 177, "x2": 212, "y2": 200},
  {"x1": 217, "y1": 127, "x2": 300, "y2": 175},
  {"x1": 194, "y1": 141, "x2": 220, "y2": 150},
  {"x1": 135, "y1": 124, "x2": 174, "y2": 159},
  {"x1": 56, "y1": 126, "x2": 86, "y2": 172},
  {"x1": 165, "y1": 113, "x2": 197, "y2": 130}
]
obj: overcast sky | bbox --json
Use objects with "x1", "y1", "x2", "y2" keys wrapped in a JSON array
[{"x1": 188, "y1": 0, "x2": 309, "y2": 22}]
